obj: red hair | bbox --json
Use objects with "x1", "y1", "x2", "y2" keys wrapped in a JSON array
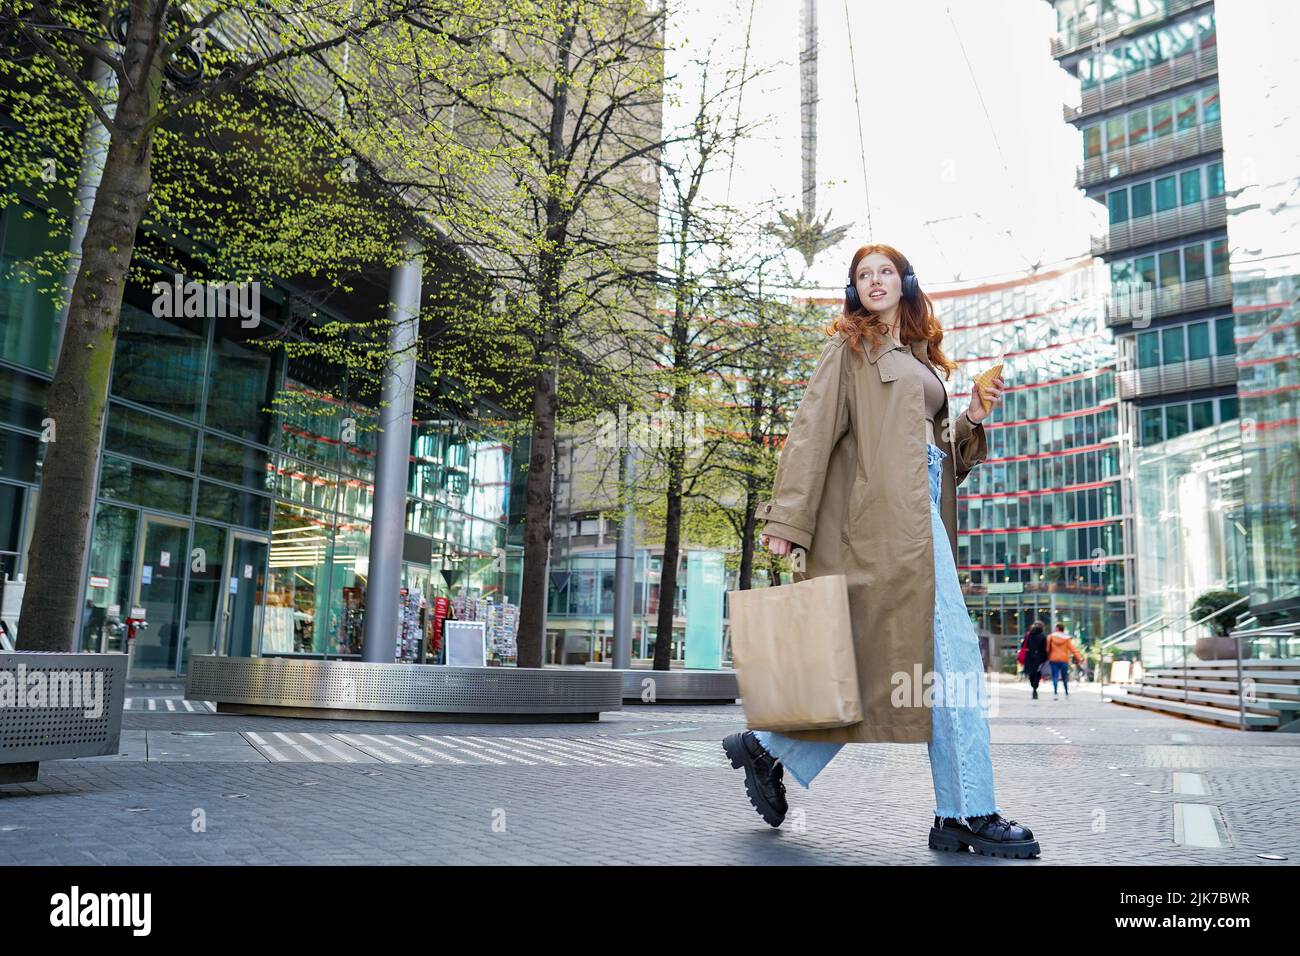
[{"x1": 826, "y1": 243, "x2": 957, "y2": 379}]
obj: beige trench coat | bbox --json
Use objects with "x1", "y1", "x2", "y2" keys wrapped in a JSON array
[{"x1": 757, "y1": 332, "x2": 988, "y2": 744}]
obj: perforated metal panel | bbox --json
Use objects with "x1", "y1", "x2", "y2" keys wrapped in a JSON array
[
  {"x1": 618, "y1": 669, "x2": 738, "y2": 702},
  {"x1": 0, "y1": 652, "x2": 127, "y2": 763},
  {"x1": 186, "y1": 656, "x2": 623, "y2": 717}
]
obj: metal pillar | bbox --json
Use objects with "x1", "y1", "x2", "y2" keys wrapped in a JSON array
[
  {"x1": 612, "y1": 444, "x2": 636, "y2": 669},
  {"x1": 361, "y1": 238, "x2": 423, "y2": 663}
]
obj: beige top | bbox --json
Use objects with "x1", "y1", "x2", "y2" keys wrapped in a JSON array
[{"x1": 892, "y1": 345, "x2": 946, "y2": 423}]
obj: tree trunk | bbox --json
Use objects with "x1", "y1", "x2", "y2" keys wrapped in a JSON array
[
  {"x1": 653, "y1": 437, "x2": 684, "y2": 670},
  {"x1": 514, "y1": 14, "x2": 576, "y2": 669},
  {"x1": 653, "y1": 344, "x2": 691, "y2": 670},
  {"x1": 738, "y1": 486, "x2": 757, "y2": 591},
  {"x1": 737, "y1": 386, "x2": 767, "y2": 592},
  {"x1": 17, "y1": 75, "x2": 158, "y2": 652},
  {"x1": 514, "y1": 359, "x2": 558, "y2": 669}
]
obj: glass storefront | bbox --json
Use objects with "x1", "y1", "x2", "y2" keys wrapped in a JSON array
[{"x1": 0, "y1": 212, "x2": 521, "y2": 673}]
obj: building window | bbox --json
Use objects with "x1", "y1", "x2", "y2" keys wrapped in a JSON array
[
  {"x1": 1131, "y1": 181, "x2": 1153, "y2": 218},
  {"x1": 1201, "y1": 84, "x2": 1220, "y2": 122},
  {"x1": 206, "y1": 327, "x2": 280, "y2": 445},
  {"x1": 1169, "y1": 21, "x2": 1197, "y2": 60},
  {"x1": 111, "y1": 305, "x2": 206, "y2": 422},
  {"x1": 98, "y1": 455, "x2": 192, "y2": 515},
  {"x1": 1211, "y1": 239, "x2": 1229, "y2": 276},
  {"x1": 0, "y1": 427, "x2": 40, "y2": 483},
  {"x1": 1084, "y1": 125, "x2": 1101, "y2": 159},
  {"x1": 1105, "y1": 116, "x2": 1125, "y2": 154},
  {"x1": 1137, "y1": 331, "x2": 1160, "y2": 369},
  {"x1": 1127, "y1": 107, "x2": 1150, "y2": 147},
  {"x1": 1161, "y1": 326, "x2": 1186, "y2": 364},
  {"x1": 0, "y1": 202, "x2": 62, "y2": 373},
  {"x1": 1151, "y1": 102, "x2": 1172, "y2": 139},
  {"x1": 1207, "y1": 161, "x2": 1225, "y2": 197},
  {"x1": 1107, "y1": 189, "x2": 1129, "y2": 224},
  {"x1": 1219, "y1": 396, "x2": 1238, "y2": 421},
  {"x1": 1180, "y1": 167, "x2": 1202, "y2": 205},
  {"x1": 196, "y1": 481, "x2": 272, "y2": 530},
  {"x1": 1159, "y1": 250, "x2": 1181, "y2": 288},
  {"x1": 1165, "y1": 403, "x2": 1190, "y2": 440},
  {"x1": 1215, "y1": 316, "x2": 1235, "y2": 355},
  {"x1": 1136, "y1": 254, "x2": 1156, "y2": 287},
  {"x1": 1191, "y1": 400, "x2": 1215, "y2": 430},
  {"x1": 105, "y1": 402, "x2": 198, "y2": 473},
  {"x1": 1187, "y1": 322, "x2": 1210, "y2": 361},
  {"x1": 1197, "y1": 13, "x2": 1217, "y2": 53},
  {"x1": 1079, "y1": 54, "x2": 1098, "y2": 90},
  {"x1": 1174, "y1": 92, "x2": 1198, "y2": 131},
  {"x1": 1155, "y1": 175, "x2": 1178, "y2": 212},
  {"x1": 1140, "y1": 407, "x2": 1164, "y2": 445},
  {"x1": 1183, "y1": 243, "x2": 1206, "y2": 283}
]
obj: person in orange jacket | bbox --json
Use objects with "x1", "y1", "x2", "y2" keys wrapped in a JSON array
[{"x1": 1046, "y1": 623, "x2": 1085, "y2": 698}]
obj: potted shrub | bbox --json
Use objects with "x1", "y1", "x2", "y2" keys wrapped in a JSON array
[{"x1": 1188, "y1": 589, "x2": 1253, "y2": 661}]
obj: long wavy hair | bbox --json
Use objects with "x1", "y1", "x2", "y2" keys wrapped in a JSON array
[{"x1": 826, "y1": 243, "x2": 957, "y2": 379}]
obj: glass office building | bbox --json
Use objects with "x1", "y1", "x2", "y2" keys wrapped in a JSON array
[
  {"x1": 1215, "y1": 1, "x2": 1300, "y2": 624},
  {"x1": 929, "y1": 262, "x2": 1130, "y2": 669},
  {"x1": 1049, "y1": 0, "x2": 1299, "y2": 639},
  {"x1": 1049, "y1": 1, "x2": 1238, "y2": 448},
  {"x1": 0, "y1": 198, "x2": 522, "y2": 678}
]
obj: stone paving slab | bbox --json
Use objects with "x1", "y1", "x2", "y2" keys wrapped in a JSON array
[
  {"x1": 1, "y1": 679, "x2": 1294, "y2": 865},
  {"x1": 2, "y1": 754, "x2": 1296, "y2": 865}
]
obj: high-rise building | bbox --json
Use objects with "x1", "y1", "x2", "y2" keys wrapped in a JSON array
[
  {"x1": 1049, "y1": 1, "x2": 1235, "y2": 447},
  {"x1": 1046, "y1": 0, "x2": 1299, "y2": 651}
]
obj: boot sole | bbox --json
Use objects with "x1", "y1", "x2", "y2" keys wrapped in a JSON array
[
  {"x1": 722, "y1": 733, "x2": 785, "y2": 828},
  {"x1": 928, "y1": 827, "x2": 1041, "y2": 859}
]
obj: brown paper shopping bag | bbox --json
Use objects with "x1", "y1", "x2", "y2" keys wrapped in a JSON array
[{"x1": 728, "y1": 548, "x2": 862, "y2": 731}]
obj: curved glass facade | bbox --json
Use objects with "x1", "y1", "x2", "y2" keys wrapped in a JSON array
[{"x1": 930, "y1": 261, "x2": 1131, "y2": 670}]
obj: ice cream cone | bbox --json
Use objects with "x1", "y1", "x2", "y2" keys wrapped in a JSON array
[{"x1": 972, "y1": 358, "x2": 1005, "y2": 412}]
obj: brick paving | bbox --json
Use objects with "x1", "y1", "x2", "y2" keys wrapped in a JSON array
[{"x1": 1, "y1": 677, "x2": 1297, "y2": 865}]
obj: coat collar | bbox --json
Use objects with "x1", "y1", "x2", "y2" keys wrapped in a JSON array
[{"x1": 865, "y1": 336, "x2": 931, "y2": 366}]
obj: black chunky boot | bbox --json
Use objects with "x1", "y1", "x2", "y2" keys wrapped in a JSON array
[
  {"x1": 722, "y1": 731, "x2": 788, "y2": 827},
  {"x1": 928, "y1": 813, "x2": 1040, "y2": 859}
]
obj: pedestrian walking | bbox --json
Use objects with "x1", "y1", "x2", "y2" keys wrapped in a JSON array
[
  {"x1": 723, "y1": 243, "x2": 1039, "y2": 859},
  {"x1": 1020, "y1": 621, "x2": 1049, "y2": 700},
  {"x1": 1047, "y1": 623, "x2": 1085, "y2": 698}
]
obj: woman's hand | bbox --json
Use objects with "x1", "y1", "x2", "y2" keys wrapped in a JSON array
[
  {"x1": 967, "y1": 375, "x2": 1005, "y2": 425},
  {"x1": 760, "y1": 533, "x2": 793, "y2": 556}
]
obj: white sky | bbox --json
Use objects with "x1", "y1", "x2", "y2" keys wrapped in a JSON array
[{"x1": 663, "y1": 0, "x2": 1106, "y2": 294}]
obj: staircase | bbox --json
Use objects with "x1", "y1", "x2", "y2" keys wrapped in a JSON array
[{"x1": 1109, "y1": 658, "x2": 1300, "y2": 730}]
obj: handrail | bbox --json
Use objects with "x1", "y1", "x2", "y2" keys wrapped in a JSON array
[
  {"x1": 1100, "y1": 612, "x2": 1166, "y2": 649},
  {"x1": 1179, "y1": 595, "x2": 1252, "y2": 703}
]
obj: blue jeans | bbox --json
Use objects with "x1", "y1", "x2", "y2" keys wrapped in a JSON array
[
  {"x1": 754, "y1": 441, "x2": 1001, "y2": 825},
  {"x1": 1050, "y1": 660, "x2": 1069, "y2": 694}
]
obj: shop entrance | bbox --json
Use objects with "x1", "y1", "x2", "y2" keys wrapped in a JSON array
[
  {"x1": 131, "y1": 514, "x2": 191, "y2": 674},
  {"x1": 218, "y1": 533, "x2": 269, "y2": 658}
]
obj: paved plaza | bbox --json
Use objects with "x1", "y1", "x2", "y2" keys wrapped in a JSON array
[{"x1": 2, "y1": 677, "x2": 1297, "y2": 865}]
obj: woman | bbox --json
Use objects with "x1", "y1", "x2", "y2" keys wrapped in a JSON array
[
  {"x1": 722, "y1": 243, "x2": 1039, "y2": 859},
  {"x1": 1022, "y1": 620, "x2": 1049, "y2": 700}
]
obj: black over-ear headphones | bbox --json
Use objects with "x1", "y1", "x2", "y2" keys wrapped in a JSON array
[{"x1": 845, "y1": 260, "x2": 919, "y2": 311}]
